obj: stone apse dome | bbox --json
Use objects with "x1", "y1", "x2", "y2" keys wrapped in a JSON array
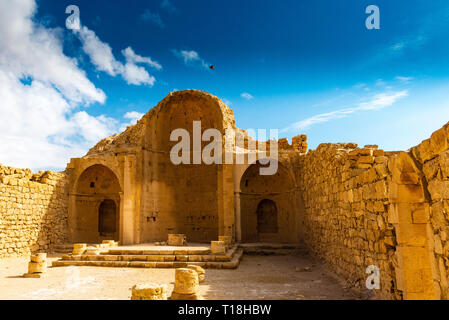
[{"x1": 65, "y1": 90, "x2": 307, "y2": 245}]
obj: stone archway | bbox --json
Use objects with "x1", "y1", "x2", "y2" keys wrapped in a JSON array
[
  {"x1": 239, "y1": 160, "x2": 298, "y2": 242},
  {"x1": 139, "y1": 90, "x2": 235, "y2": 243},
  {"x1": 72, "y1": 164, "x2": 121, "y2": 243}
]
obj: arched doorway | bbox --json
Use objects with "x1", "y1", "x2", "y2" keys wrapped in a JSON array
[
  {"x1": 73, "y1": 164, "x2": 121, "y2": 243},
  {"x1": 257, "y1": 199, "x2": 278, "y2": 234},
  {"x1": 98, "y1": 199, "x2": 117, "y2": 237},
  {"x1": 239, "y1": 160, "x2": 298, "y2": 243}
]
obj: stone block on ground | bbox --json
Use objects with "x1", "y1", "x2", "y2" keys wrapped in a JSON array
[
  {"x1": 218, "y1": 236, "x2": 232, "y2": 246},
  {"x1": 131, "y1": 283, "x2": 167, "y2": 300},
  {"x1": 30, "y1": 253, "x2": 47, "y2": 263},
  {"x1": 28, "y1": 261, "x2": 47, "y2": 274},
  {"x1": 211, "y1": 241, "x2": 226, "y2": 254},
  {"x1": 85, "y1": 246, "x2": 101, "y2": 255},
  {"x1": 72, "y1": 243, "x2": 87, "y2": 255},
  {"x1": 187, "y1": 264, "x2": 206, "y2": 283},
  {"x1": 170, "y1": 268, "x2": 200, "y2": 300},
  {"x1": 168, "y1": 234, "x2": 187, "y2": 246}
]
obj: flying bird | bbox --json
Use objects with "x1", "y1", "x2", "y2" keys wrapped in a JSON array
[{"x1": 209, "y1": 65, "x2": 215, "y2": 70}]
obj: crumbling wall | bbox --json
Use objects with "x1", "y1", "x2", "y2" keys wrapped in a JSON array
[
  {"x1": 410, "y1": 121, "x2": 449, "y2": 299},
  {"x1": 0, "y1": 165, "x2": 69, "y2": 258},
  {"x1": 297, "y1": 143, "x2": 399, "y2": 299}
]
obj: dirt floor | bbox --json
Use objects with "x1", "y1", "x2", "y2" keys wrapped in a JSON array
[{"x1": 0, "y1": 253, "x2": 369, "y2": 300}]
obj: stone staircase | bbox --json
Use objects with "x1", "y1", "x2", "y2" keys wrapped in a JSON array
[
  {"x1": 51, "y1": 244, "x2": 75, "y2": 254},
  {"x1": 238, "y1": 243, "x2": 308, "y2": 255},
  {"x1": 52, "y1": 244, "x2": 243, "y2": 269}
]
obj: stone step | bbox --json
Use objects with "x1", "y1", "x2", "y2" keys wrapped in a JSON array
[
  {"x1": 105, "y1": 248, "x2": 211, "y2": 256},
  {"x1": 51, "y1": 244, "x2": 74, "y2": 253},
  {"x1": 238, "y1": 243, "x2": 308, "y2": 255},
  {"x1": 52, "y1": 249, "x2": 243, "y2": 269},
  {"x1": 60, "y1": 248, "x2": 236, "y2": 263}
]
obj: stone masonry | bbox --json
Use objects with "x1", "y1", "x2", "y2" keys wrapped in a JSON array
[
  {"x1": 1, "y1": 90, "x2": 449, "y2": 300},
  {"x1": 0, "y1": 165, "x2": 68, "y2": 257}
]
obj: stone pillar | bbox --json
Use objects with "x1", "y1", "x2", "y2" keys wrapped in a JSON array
[
  {"x1": 218, "y1": 164, "x2": 235, "y2": 240},
  {"x1": 170, "y1": 268, "x2": 201, "y2": 300},
  {"x1": 234, "y1": 192, "x2": 241, "y2": 243},
  {"x1": 187, "y1": 265, "x2": 205, "y2": 283},
  {"x1": 390, "y1": 152, "x2": 437, "y2": 300},
  {"x1": 121, "y1": 155, "x2": 136, "y2": 245},
  {"x1": 24, "y1": 253, "x2": 47, "y2": 278}
]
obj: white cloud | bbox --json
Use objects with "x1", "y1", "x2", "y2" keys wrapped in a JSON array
[
  {"x1": 70, "y1": 111, "x2": 118, "y2": 144},
  {"x1": 120, "y1": 111, "x2": 144, "y2": 131},
  {"x1": 140, "y1": 9, "x2": 165, "y2": 28},
  {"x1": 0, "y1": 0, "x2": 129, "y2": 170},
  {"x1": 222, "y1": 98, "x2": 232, "y2": 106},
  {"x1": 75, "y1": 26, "x2": 120, "y2": 76},
  {"x1": 172, "y1": 49, "x2": 210, "y2": 69},
  {"x1": 122, "y1": 47, "x2": 162, "y2": 70},
  {"x1": 282, "y1": 90, "x2": 408, "y2": 132},
  {"x1": 74, "y1": 27, "x2": 161, "y2": 86},
  {"x1": 124, "y1": 111, "x2": 144, "y2": 121},
  {"x1": 395, "y1": 76, "x2": 414, "y2": 83},
  {"x1": 241, "y1": 92, "x2": 254, "y2": 100}
]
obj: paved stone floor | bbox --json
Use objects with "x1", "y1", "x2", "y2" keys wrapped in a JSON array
[{"x1": 0, "y1": 253, "x2": 369, "y2": 300}]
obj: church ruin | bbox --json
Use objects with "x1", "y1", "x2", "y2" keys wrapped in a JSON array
[{"x1": 1, "y1": 89, "x2": 449, "y2": 300}]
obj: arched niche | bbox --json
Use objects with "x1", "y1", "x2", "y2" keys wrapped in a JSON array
[
  {"x1": 239, "y1": 160, "x2": 297, "y2": 242},
  {"x1": 139, "y1": 91, "x2": 235, "y2": 242},
  {"x1": 73, "y1": 164, "x2": 121, "y2": 243}
]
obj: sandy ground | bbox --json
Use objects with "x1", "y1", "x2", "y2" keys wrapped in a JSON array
[{"x1": 0, "y1": 253, "x2": 367, "y2": 300}]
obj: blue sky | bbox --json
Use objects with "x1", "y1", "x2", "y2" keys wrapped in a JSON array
[{"x1": 1, "y1": 0, "x2": 449, "y2": 170}]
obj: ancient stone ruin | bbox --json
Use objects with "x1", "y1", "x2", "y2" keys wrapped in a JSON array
[{"x1": 1, "y1": 89, "x2": 449, "y2": 299}]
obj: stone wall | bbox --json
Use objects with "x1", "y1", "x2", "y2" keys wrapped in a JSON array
[
  {"x1": 410, "y1": 121, "x2": 449, "y2": 299},
  {"x1": 0, "y1": 165, "x2": 69, "y2": 258},
  {"x1": 297, "y1": 143, "x2": 399, "y2": 299}
]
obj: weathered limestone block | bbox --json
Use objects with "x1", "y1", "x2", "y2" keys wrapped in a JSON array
[
  {"x1": 170, "y1": 268, "x2": 201, "y2": 300},
  {"x1": 28, "y1": 261, "x2": 47, "y2": 274},
  {"x1": 211, "y1": 241, "x2": 226, "y2": 254},
  {"x1": 85, "y1": 246, "x2": 101, "y2": 255},
  {"x1": 218, "y1": 236, "x2": 232, "y2": 246},
  {"x1": 105, "y1": 240, "x2": 119, "y2": 247},
  {"x1": 30, "y1": 253, "x2": 46, "y2": 263},
  {"x1": 168, "y1": 234, "x2": 187, "y2": 246},
  {"x1": 72, "y1": 243, "x2": 87, "y2": 255},
  {"x1": 131, "y1": 283, "x2": 167, "y2": 300},
  {"x1": 187, "y1": 264, "x2": 206, "y2": 283}
]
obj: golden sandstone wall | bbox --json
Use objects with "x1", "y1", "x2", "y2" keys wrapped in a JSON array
[
  {"x1": 297, "y1": 144, "x2": 399, "y2": 299},
  {"x1": 296, "y1": 121, "x2": 449, "y2": 300},
  {"x1": 410, "y1": 122, "x2": 449, "y2": 300},
  {"x1": 0, "y1": 165, "x2": 68, "y2": 258},
  {"x1": 1, "y1": 89, "x2": 449, "y2": 300}
]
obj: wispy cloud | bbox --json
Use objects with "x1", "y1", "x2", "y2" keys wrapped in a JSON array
[
  {"x1": 172, "y1": 49, "x2": 210, "y2": 69},
  {"x1": 281, "y1": 90, "x2": 408, "y2": 133},
  {"x1": 395, "y1": 76, "x2": 414, "y2": 83},
  {"x1": 74, "y1": 26, "x2": 161, "y2": 86},
  {"x1": 161, "y1": 0, "x2": 177, "y2": 14},
  {"x1": 120, "y1": 111, "x2": 144, "y2": 131},
  {"x1": 241, "y1": 92, "x2": 254, "y2": 100},
  {"x1": 140, "y1": 9, "x2": 165, "y2": 28}
]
